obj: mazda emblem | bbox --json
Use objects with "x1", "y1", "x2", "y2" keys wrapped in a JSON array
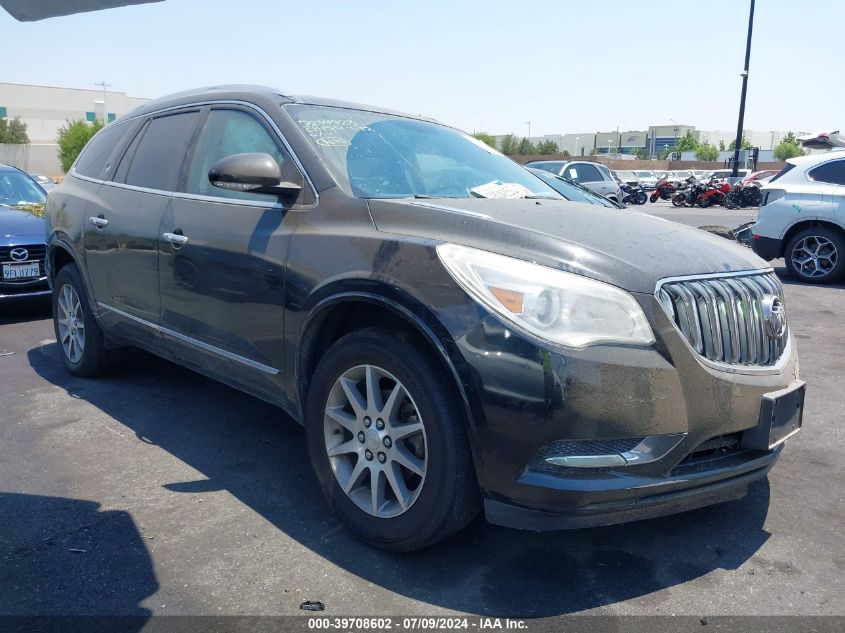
[
  {"x1": 10, "y1": 247, "x2": 29, "y2": 261},
  {"x1": 761, "y1": 295, "x2": 787, "y2": 339}
]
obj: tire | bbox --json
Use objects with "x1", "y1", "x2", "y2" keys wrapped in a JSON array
[
  {"x1": 305, "y1": 327, "x2": 480, "y2": 551},
  {"x1": 634, "y1": 191, "x2": 648, "y2": 205},
  {"x1": 671, "y1": 193, "x2": 686, "y2": 207},
  {"x1": 52, "y1": 264, "x2": 122, "y2": 377},
  {"x1": 745, "y1": 187, "x2": 762, "y2": 207},
  {"x1": 697, "y1": 195, "x2": 713, "y2": 208},
  {"x1": 724, "y1": 192, "x2": 739, "y2": 210},
  {"x1": 784, "y1": 226, "x2": 845, "y2": 284}
]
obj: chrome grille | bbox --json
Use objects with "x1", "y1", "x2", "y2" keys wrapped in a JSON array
[{"x1": 657, "y1": 271, "x2": 788, "y2": 367}]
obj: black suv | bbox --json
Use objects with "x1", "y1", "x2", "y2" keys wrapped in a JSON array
[{"x1": 46, "y1": 86, "x2": 803, "y2": 550}]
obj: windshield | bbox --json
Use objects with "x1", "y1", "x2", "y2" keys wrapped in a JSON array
[
  {"x1": 636, "y1": 171, "x2": 654, "y2": 177},
  {"x1": 285, "y1": 104, "x2": 559, "y2": 200},
  {"x1": 0, "y1": 171, "x2": 47, "y2": 206},
  {"x1": 529, "y1": 169, "x2": 616, "y2": 207}
]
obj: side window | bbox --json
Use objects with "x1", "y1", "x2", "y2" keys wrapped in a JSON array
[
  {"x1": 576, "y1": 163, "x2": 603, "y2": 182},
  {"x1": 184, "y1": 108, "x2": 297, "y2": 202},
  {"x1": 808, "y1": 160, "x2": 845, "y2": 185},
  {"x1": 74, "y1": 123, "x2": 128, "y2": 179},
  {"x1": 566, "y1": 166, "x2": 580, "y2": 182},
  {"x1": 123, "y1": 111, "x2": 201, "y2": 191}
]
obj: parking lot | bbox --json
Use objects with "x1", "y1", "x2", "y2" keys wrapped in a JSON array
[{"x1": 1, "y1": 202, "x2": 843, "y2": 619}]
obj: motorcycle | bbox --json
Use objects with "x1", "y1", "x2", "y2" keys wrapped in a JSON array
[
  {"x1": 649, "y1": 178, "x2": 680, "y2": 202},
  {"x1": 671, "y1": 176, "x2": 704, "y2": 207},
  {"x1": 724, "y1": 181, "x2": 762, "y2": 209},
  {"x1": 696, "y1": 181, "x2": 732, "y2": 208},
  {"x1": 620, "y1": 182, "x2": 647, "y2": 205}
]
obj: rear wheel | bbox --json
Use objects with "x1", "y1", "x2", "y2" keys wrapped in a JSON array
[
  {"x1": 634, "y1": 191, "x2": 648, "y2": 205},
  {"x1": 305, "y1": 328, "x2": 479, "y2": 550},
  {"x1": 724, "y1": 192, "x2": 739, "y2": 209},
  {"x1": 785, "y1": 227, "x2": 844, "y2": 283},
  {"x1": 671, "y1": 192, "x2": 686, "y2": 207},
  {"x1": 697, "y1": 195, "x2": 713, "y2": 208},
  {"x1": 52, "y1": 264, "x2": 121, "y2": 376}
]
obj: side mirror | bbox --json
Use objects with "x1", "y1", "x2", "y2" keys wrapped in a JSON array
[{"x1": 208, "y1": 152, "x2": 302, "y2": 197}]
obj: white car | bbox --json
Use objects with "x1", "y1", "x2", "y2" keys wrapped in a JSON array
[{"x1": 752, "y1": 152, "x2": 845, "y2": 283}]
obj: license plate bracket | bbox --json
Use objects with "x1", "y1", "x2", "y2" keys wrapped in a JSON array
[
  {"x1": 2, "y1": 261, "x2": 41, "y2": 281},
  {"x1": 743, "y1": 381, "x2": 805, "y2": 450}
]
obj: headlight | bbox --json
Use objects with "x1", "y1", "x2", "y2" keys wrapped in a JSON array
[{"x1": 437, "y1": 243, "x2": 655, "y2": 348}]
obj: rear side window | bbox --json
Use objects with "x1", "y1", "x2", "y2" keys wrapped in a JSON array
[
  {"x1": 74, "y1": 123, "x2": 127, "y2": 179},
  {"x1": 123, "y1": 111, "x2": 201, "y2": 191},
  {"x1": 808, "y1": 160, "x2": 845, "y2": 185},
  {"x1": 769, "y1": 163, "x2": 795, "y2": 183},
  {"x1": 571, "y1": 163, "x2": 602, "y2": 182}
]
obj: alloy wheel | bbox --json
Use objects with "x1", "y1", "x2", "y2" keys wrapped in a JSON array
[
  {"x1": 791, "y1": 235, "x2": 838, "y2": 279},
  {"x1": 56, "y1": 283, "x2": 85, "y2": 363},
  {"x1": 323, "y1": 364, "x2": 427, "y2": 518}
]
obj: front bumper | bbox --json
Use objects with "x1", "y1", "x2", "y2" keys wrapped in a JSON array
[
  {"x1": 0, "y1": 278, "x2": 50, "y2": 301},
  {"x1": 453, "y1": 301, "x2": 799, "y2": 530}
]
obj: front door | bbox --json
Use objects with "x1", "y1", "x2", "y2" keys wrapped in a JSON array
[
  {"x1": 158, "y1": 106, "x2": 309, "y2": 399},
  {"x1": 84, "y1": 109, "x2": 200, "y2": 342}
]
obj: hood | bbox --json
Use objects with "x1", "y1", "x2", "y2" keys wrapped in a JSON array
[
  {"x1": 368, "y1": 198, "x2": 768, "y2": 294},
  {"x1": 0, "y1": 205, "x2": 48, "y2": 245}
]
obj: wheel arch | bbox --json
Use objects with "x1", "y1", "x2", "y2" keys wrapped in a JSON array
[
  {"x1": 47, "y1": 238, "x2": 101, "y2": 318},
  {"x1": 780, "y1": 219, "x2": 845, "y2": 257},
  {"x1": 295, "y1": 290, "x2": 483, "y2": 454}
]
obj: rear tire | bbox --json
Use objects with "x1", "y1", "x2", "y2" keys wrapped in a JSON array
[
  {"x1": 784, "y1": 227, "x2": 844, "y2": 284},
  {"x1": 697, "y1": 196, "x2": 713, "y2": 208},
  {"x1": 634, "y1": 191, "x2": 648, "y2": 205},
  {"x1": 305, "y1": 327, "x2": 480, "y2": 551},
  {"x1": 52, "y1": 264, "x2": 122, "y2": 377},
  {"x1": 671, "y1": 193, "x2": 686, "y2": 207}
]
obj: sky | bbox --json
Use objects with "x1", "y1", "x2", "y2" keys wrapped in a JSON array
[{"x1": 3, "y1": 0, "x2": 842, "y2": 136}]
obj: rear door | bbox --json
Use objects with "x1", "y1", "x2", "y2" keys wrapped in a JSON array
[
  {"x1": 807, "y1": 158, "x2": 845, "y2": 220},
  {"x1": 158, "y1": 105, "x2": 311, "y2": 394},
  {"x1": 84, "y1": 109, "x2": 200, "y2": 341}
]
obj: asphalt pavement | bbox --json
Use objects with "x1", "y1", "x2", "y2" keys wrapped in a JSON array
[{"x1": 1, "y1": 204, "x2": 843, "y2": 620}]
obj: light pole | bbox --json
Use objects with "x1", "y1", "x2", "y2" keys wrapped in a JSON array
[
  {"x1": 525, "y1": 121, "x2": 531, "y2": 140},
  {"x1": 670, "y1": 118, "x2": 678, "y2": 160},
  {"x1": 575, "y1": 136, "x2": 580, "y2": 156},
  {"x1": 732, "y1": 0, "x2": 755, "y2": 177},
  {"x1": 615, "y1": 121, "x2": 625, "y2": 160},
  {"x1": 95, "y1": 81, "x2": 111, "y2": 123},
  {"x1": 607, "y1": 139, "x2": 613, "y2": 159}
]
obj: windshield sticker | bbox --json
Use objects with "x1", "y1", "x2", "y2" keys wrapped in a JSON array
[
  {"x1": 298, "y1": 119, "x2": 369, "y2": 145},
  {"x1": 469, "y1": 181, "x2": 535, "y2": 199}
]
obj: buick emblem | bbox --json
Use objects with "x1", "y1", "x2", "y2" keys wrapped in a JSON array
[
  {"x1": 10, "y1": 247, "x2": 29, "y2": 261},
  {"x1": 762, "y1": 295, "x2": 787, "y2": 339}
]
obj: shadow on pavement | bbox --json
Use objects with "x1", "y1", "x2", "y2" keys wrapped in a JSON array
[
  {"x1": 0, "y1": 492, "x2": 156, "y2": 624},
  {"x1": 27, "y1": 344, "x2": 772, "y2": 617}
]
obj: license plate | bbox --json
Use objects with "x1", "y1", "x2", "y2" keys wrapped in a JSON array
[
  {"x1": 2, "y1": 261, "x2": 41, "y2": 280},
  {"x1": 744, "y1": 382, "x2": 805, "y2": 450}
]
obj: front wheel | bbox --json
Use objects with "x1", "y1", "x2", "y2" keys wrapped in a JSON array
[
  {"x1": 697, "y1": 195, "x2": 713, "y2": 208},
  {"x1": 649, "y1": 192, "x2": 659, "y2": 203},
  {"x1": 305, "y1": 328, "x2": 480, "y2": 550},
  {"x1": 634, "y1": 191, "x2": 648, "y2": 205},
  {"x1": 671, "y1": 193, "x2": 686, "y2": 207},
  {"x1": 785, "y1": 227, "x2": 844, "y2": 283}
]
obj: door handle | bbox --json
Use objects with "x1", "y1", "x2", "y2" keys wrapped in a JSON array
[
  {"x1": 162, "y1": 232, "x2": 189, "y2": 246},
  {"x1": 89, "y1": 216, "x2": 109, "y2": 228}
]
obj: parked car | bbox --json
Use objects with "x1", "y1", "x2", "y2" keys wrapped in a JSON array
[
  {"x1": 740, "y1": 170, "x2": 779, "y2": 185},
  {"x1": 524, "y1": 160, "x2": 622, "y2": 203},
  {"x1": 613, "y1": 170, "x2": 640, "y2": 186},
  {"x1": 752, "y1": 153, "x2": 845, "y2": 283},
  {"x1": 29, "y1": 173, "x2": 55, "y2": 192},
  {"x1": 634, "y1": 170, "x2": 659, "y2": 189},
  {"x1": 706, "y1": 169, "x2": 751, "y2": 182},
  {"x1": 0, "y1": 164, "x2": 50, "y2": 301},
  {"x1": 46, "y1": 86, "x2": 803, "y2": 550},
  {"x1": 528, "y1": 168, "x2": 621, "y2": 208}
]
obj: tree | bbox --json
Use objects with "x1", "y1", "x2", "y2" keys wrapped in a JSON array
[
  {"x1": 675, "y1": 130, "x2": 699, "y2": 153},
  {"x1": 472, "y1": 132, "x2": 497, "y2": 150},
  {"x1": 517, "y1": 137, "x2": 536, "y2": 155},
  {"x1": 728, "y1": 135, "x2": 752, "y2": 150},
  {"x1": 695, "y1": 143, "x2": 719, "y2": 161},
  {"x1": 57, "y1": 119, "x2": 104, "y2": 172},
  {"x1": 0, "y1": 116, "x2": 30, "y2": 144},
  {"x1": 632, "y1": 147, "x2": 649, "y2": 160},
  {"x1": 774, "y1": 139, "x2": 804, "y2": 161},
  {"x1": 781, "y1": 131, "x2": 800, "y2": 146},
  {"x1": 536, "y1": 139, "x2": 560, "y2": 155},
  {"x1": 499, "y1": 134, "x2": 519, "y2": 156},
  {"x1": 659, "y1": 147, "x2": 672, "y2": 160},
  {"x1": 718, "y1": 140, "x2": 726, "y2": 151}
]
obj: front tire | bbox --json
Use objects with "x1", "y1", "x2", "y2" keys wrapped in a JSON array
[
  {"x1": 634, "y1": 191, "x2": 648, "y2": 205},
  {"x1": 785, "y1": 227, "x2": 844, "y2": 283},
  {"x1": 52, "y1": 264, "x2": 121, "y2": 376},
  {"x1": 305, "y1": 328, "x2": 479, "y2": 551},
  {"x1": 671, "y1": 192, "x2": 686, "y2": 207}
]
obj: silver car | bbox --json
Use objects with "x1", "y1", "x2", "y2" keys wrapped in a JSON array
[{"x1": 524, "y1": 160, "x2": 622, "y2": 204}]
